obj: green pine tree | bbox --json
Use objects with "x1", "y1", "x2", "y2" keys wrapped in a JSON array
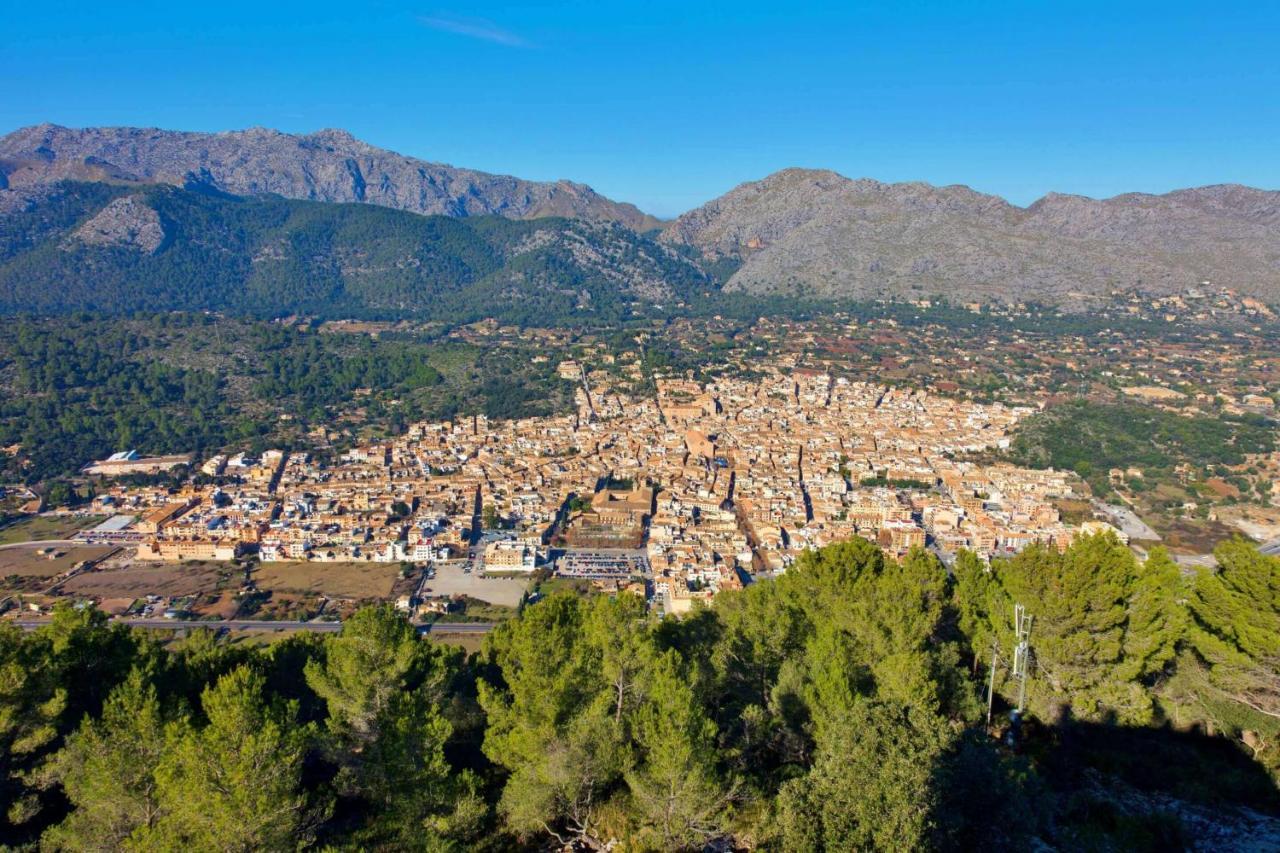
[
  {"x1": 626, "y1": 650, "x2": 732, "y2": 849},
  {"x1": 305, "y1": 605, "x2": 476, "y2": 846},
  {"x1": 0, "y1": 623, "x2": 66, "y2": 834},
  {"x1": 41, "y1": 668, "x2": 175, "y2": 850},
  {"x1": 144, "y1": 666, "x2": 324, "y2": 851},
  {"x1": 776, "y1": 700, "x2": 952, "y2": 851}
]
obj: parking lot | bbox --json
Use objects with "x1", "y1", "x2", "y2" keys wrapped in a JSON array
[{"x1": 420, "y1": 562, "x2": 529, "y2": 608}]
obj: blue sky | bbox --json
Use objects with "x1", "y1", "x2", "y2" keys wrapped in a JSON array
[{"x1": 3, "y1": 1, "x2": 1277, "y2": 217}]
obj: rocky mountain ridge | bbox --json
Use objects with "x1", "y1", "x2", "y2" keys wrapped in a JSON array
[
  {"x1": 3, "y1": 124, "x2": 1279, "y2": 307},
  {"x1": 0, "y1": 124, "x2": 661, "y2": 230},
  {"x1": 662, "y1": 168, "x2": 1280, "y2": 305}
]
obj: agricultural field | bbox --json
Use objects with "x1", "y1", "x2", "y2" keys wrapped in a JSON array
[
  {"x1": 0, "y1": 544, "x2": 116, "y2": 593},
  {"x1": 0, "y1": 514, "x2": 106, "y2": 545},
  {"x1": 16, "y1": 554, "x2": 435, "y2": 622},
  {"x1": 60, "y1": 560, "x2": 233, "y2": 600},
  {"x1": 252, "y1": 561, "x2": 402, "y2": 600}
]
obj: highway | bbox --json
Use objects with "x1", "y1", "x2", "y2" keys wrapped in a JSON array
[{"x1": 10, "y1": 617, "x2": 497, "y2": 635}]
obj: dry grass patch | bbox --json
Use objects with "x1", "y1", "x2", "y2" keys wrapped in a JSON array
[
  {"x1": 0, "y1": 545, "x2": 116, "y2": 580},
  {"x1": 254, "y1": 561, "x2": 399, "y2": 600},
  {"x1": 1162, "y1": 519, "x2": 1241, "y2": 554},
  {"x1": 62, "y1": 561, "x2": 227, "y2": 599},
  {"x1": 191, "y1": 591, "x2": 242, "y2": 620},
  {"x1": 0, "y1": 515, "x2": 107, "y2": 545}
]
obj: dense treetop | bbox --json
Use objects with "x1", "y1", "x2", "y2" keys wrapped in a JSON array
[{"x1": 2, "y1": 533, "x2": 1277, "y2": 849}]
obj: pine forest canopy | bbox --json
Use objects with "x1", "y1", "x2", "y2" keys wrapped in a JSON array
[{"x1": 2, "y1": 533, "x2": 1278, "y2": 849}]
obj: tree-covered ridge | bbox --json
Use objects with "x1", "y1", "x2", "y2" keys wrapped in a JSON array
[
  {"x1": 0, "y1": 313, "x2": 576, "y2": 483},
  {"x1": 0, "y1": 316, "x2": 232, "y2": 484},
  {"x1": 0, "y1": 182, "x2": 714, "y2": 324},
  {"x1": 1008, "y1": 399, "x2": 1276, "y2": 498},
  {"x1": 2, "y1": 534, "x2": 1278, "y2": 849}
]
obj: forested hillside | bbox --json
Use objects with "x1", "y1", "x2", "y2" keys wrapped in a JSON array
[
  {"x1": 1009, "y1": 400, "x2": 1276, "y2": 497},
  {"x1": 0, "y1": 314, "x2": 576, "y2": 483},
  {"x1": 0, "y1": 182, "x2": 712, "y2": 324},
  {"x1": 2, "y1": 534, "x2": 1277, "y2": 849}
]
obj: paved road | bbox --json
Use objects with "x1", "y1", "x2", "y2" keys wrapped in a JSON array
[
  {"x1": 1098, "y1": 502, "x2": 1162, "y2": 542},
  {"x1": 423, "y1": 621, "x2": 498, "y2": 635},
  {"x1": 0, "y1": 539, "x2": 81, "y2": 550},
  {"x1": 11, "y1": 617, "x2": 343, "y2": 632},
  {"x1": 1260, "y1": 537, "x2": 1280, "y2": 557},
  {"x1": 10, "y1": 618, "x2": 497, "y2": 635}
]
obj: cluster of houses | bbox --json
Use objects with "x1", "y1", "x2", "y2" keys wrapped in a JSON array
[{"x1": 96, "y1": 361, "x2": 1109, "y2": 614}]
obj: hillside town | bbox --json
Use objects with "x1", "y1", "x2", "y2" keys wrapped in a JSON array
[{"x1": 63, "y1": 360, "x2": 1116, "y2": 617}]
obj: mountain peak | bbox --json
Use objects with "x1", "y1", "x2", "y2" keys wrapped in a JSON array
[
  {"x1": 0, "y1": 124, "x2": 656, "y2": 228},
  {"x1": 664, "y1": 167, "x2": 1280, "y2": 306}
]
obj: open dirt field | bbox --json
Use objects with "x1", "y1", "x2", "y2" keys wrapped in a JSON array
[
  {"x1": 254, "y1": 561, "x2": 399, "y2": 600},
  {"x1": 1217, "y1": 506, "x2": 1280, "y2": 542},
  {"x1": 192, "y1": 591, "x2": 242, "y2": 619},
  {"x1": 62, "y1": 561, "x2": 229, "y2": 598},
  {"x1": 0, "y1": 544, "x2": 116, "y2": 580},
  {"x1": 423, "y1": 563, "x2": 528, "y2": 608},
  {"x1": 1162, "y1": 519, "x2": 1241, "y2": 555}
]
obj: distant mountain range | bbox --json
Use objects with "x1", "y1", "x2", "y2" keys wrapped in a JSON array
[
  {"x1": 2, "y1": 124, "x2": 1278, "y2": 313},
  {"x1": 0, "y1": 124, "x2": 660, "y2": 230},
  {"x1": 664, "y1": 169, "x2": 1280, "y2": 307}
]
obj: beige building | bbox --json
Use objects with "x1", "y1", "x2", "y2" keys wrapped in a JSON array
[
  {"x1": 83, "y1": 450, "x2": 192, "y2": 477},
  {"x1": 138, "y1": 539, "x2": 242, "y2": 561},
  {"x1": 484, "y1": 539, "x2": 537, "y2": 571},
  {"x1": 136, "y1": 500, "x2": 196, "y2": 534},
  {"x1": 590, "y1": 486, "x2": 653, "y2": 526}
]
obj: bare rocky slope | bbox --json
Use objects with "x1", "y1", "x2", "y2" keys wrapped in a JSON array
[
  {"x1": 0, "y1": 124, "x2": 661, "y2": 230},
  {"x1": 662, "y1": 169, "x2": 1280, "y2": 306}
]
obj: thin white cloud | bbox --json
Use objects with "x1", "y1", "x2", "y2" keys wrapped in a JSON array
[{"x1": 418, "y1": 14, "x2": 530, "y2": 47}]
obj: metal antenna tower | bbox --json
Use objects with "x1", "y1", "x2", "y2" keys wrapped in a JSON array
[
  {"x1": 985, "y1": 603, "x2": 1034, "y2": 728},
  {"x1": 985, "y1": 638, "x2": 1000, "y2": 728},
  {"x1": 1011, "y1": 604, "x2": 1034, "y2": 714}
]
